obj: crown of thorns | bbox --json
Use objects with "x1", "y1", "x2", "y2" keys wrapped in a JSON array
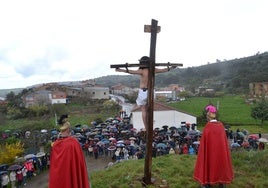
[{"x1": 139, "y1": 56, "x2": 150, "y2": 64}]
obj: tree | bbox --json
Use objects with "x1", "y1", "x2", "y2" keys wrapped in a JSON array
[
  {"x1": 28, "y1": 105, "x2": 49, "y2": 117},
  {"x1": 251, "y1": 99, "x2": 268, "y2": 125},
  {"x1": 6, "y1": 91, "x2": 23, "y2": 107},
  {"x1": 103, "y1": 100, "x2": 120, "y2": 113}
]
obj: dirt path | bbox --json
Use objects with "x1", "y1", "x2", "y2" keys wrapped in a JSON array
[{"x1": 24, "y1": 155, "x2": 114, "y2": 188}]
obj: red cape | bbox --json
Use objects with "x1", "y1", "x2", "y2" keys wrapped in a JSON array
[
  {"x1": 49, "y1": 136, "x2": 90, "y2": 188},
  {"x1": 193, "y1": 121, "x2": 234, "y2": 185}
]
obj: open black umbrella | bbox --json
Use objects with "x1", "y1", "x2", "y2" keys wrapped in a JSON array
[
  {"x1": 8, "y1": 164, "x2": 22, "y2": 171},
  {"x1": 0, "y1": 171, "x2": 8, "y2": 175}
]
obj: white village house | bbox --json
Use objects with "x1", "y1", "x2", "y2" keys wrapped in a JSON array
[{"x1": 130, "y1": 102, "x2": 197, "y2": 131}]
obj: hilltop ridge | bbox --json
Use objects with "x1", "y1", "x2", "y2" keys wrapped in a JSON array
[{"x1": 1, "y1": 51, "x2": 268, "y2": 98}]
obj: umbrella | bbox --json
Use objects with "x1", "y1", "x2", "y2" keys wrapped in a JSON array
[
  {"x1": 14, "y1": 157, "x2": 26, "y2": 163},
  {"x1": 95, "y1": 125, "x2": 102, "y2": 128},
  {"x1": 184, "y1": 135, "x2": 191, "y2": 139},
  {"x1": 237, "y1": 132, "x2": 245, "y2": 138},
  {"x1": 94, "y1": 134, "x2": 102, "y2": 138},
  {"x1": 36, "y1": 152, "x2": 46, "y2": 158},
  {"x1": 8, "y1": 164, "x2": 22, "y2": 171},
  {"x1": 41, "y1": 129, "x2": 48, "y2": 133},
  {"x1": 193, "y1": 141, "x2": 200, "y2": 145},
  {"x1": 89, "y1": 132, "x2": 97, "y2": 136},
  {"x1": 188, "y1": 130, "x2": 197, "y2": 135},
  {"x1": 24, "y1": 154, "x2": 36, "y2": 160},
  {"x1": 156, "y1": 143, "x2": 167, "y2": 148},
  {"x1": 82, "y1": 124, "x2": 89, "y2": 129},
  {"x1": 96, "y1": 141, "x2": 105, "y2": 146},
  {"x1": 129, "y1": 137, "x2": 136, "y2": 140},
  {"x1": 75, "y1": 124, "x2": 81, "y2": 128},
  {"x1": 242, "y1": 129, "x2": 248, "y2": 135},
  {"x1": 162, "y1": 125, "x2": 169, "y2": 129},
  {"x1": 85, "y1": 132, "x2": 92, "y2": 136},
  {"x1": 169, "y1": 126, "x2": 177, "y2": 130},
  {"x1": 258, "y1": 138, "x2": 268, "y2": 143},
  {"x1": 231, "y1": 143, "x2": 240, "y2": 147},
  {"x1": 124, "y1": 140, "x2": 131, "y2": 145},
  {"x1": 116, "y1": 143, "x2": 125, "y2": 147},
  {"x1": 117, "y1": 140, "x2": 124, "y2": 144},
  {"x1": 172, "y1": 133, "x2": 180, "y2": 137},
  {"x1": 109, "y1": 137, "x2": 116, "y2": 141},
  {"x1": 241, "y1": 141, "x2": 250, "y2": 147},
  {"x1": 51, "y1": 130, "x2": 58, "y2": 135},
  {"x1": 102, "y1": 132, "x2": 110, "y2": 136},
  {"x1": 108, "y1": 145, "x2": 116, "y2": 151},
  {"x1": 0, "y1": 171, "x2": 8, "y2": 175},
  {"x1": 101, "y1": 139, "x2": 110, "y2": 144},
  {"x1": 248, "y1": 134, "x2": 258, "y2": 140}
]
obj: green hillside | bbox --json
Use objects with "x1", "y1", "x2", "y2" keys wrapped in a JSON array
[
  {"x1": 168, "y1": 96, "x2": 257, "y2": 125},
  {"x1": 96, "y1": 52, "x2": 268, "y2": 94},
  {"x1": 90, "y1": 149, "x2": 268, "y2": 188}
]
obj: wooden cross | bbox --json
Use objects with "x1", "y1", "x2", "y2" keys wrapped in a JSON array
[{"x1": 110, "y1": 19, "x2": 183, "y2": 186}]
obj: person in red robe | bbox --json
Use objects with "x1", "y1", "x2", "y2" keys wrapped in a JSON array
[
  {"x1": 193, "y1": 105, "x2": 234, "y2": 188},
  {"x1": 49, "y1": 118, "x2": 90, "y2": 188}
]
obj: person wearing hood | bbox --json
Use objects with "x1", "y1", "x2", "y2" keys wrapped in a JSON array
[
  {"x1": 49, "y1": 115, "x2": 90, "y2": 188},
  {"x1": 193, "y1": 105, "x2": 234, "y2": 188}
]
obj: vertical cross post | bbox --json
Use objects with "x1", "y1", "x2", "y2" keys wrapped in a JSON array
[{"x1": 143, "y1": 19, "x2": 159, "y2": 185}]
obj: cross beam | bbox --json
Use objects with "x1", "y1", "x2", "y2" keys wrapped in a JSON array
[{"x1": 110, "y1": 62, "x2": 182, "y2": 69}]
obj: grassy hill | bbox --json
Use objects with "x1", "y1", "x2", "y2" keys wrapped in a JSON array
[
  {"x1": 168, "y1": 96, "x2": 257, "y2": 125},
  {"x1": 90, "y1": 149, "x2": 268, "y2": 187}
]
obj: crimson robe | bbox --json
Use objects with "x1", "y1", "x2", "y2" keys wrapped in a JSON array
[
  {"x1": 49, "y1": 136, "x2": 90, "y2": 188},
  {"x1": 193, "y1": 121, "x2": 234, "y2": 185}
]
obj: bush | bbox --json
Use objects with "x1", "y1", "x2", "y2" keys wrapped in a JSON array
[{"x1": 0, "y1": 140, "x2": 24, "y2": 164}]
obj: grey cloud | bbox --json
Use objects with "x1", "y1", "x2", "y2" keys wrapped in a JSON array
[{"x1": 15, "y1": 47, "x2": 69, "y2": 78}]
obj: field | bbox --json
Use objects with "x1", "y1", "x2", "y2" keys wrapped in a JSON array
[
  {"x1": 1, "y1": 95, "x2": 268, "y2": 134},
  {"x1": 168, "y1": 95, "x2": 268, "y2": 133}
]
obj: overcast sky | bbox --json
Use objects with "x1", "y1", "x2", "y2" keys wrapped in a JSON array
[{"x1": 1, "y1": 0, "x2": 268, "y2": 89}]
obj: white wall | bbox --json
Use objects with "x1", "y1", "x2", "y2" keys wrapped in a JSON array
[
  {"x1": 131, "y1": 110, "x2": 197, "y2": 131},
  {"x1": 51, "y1": 98, "x2": 67, "y2": 104}
]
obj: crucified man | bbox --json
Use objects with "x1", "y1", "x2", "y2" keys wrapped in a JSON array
[{"x1": 115, "y1": 56, "x2": 177, "y2": 130}]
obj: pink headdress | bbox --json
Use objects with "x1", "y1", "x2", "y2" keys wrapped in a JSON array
[{"x1": 205, "y1": 105, "x2": 217, "y2": 113}]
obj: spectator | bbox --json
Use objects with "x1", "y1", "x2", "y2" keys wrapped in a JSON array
[
  {"x1": 1, "y1": 172, "x2": 9, "y2": 188},
  {"x1": 16, "y1": 169, "x2": 23, "y2": 188},
  {"x1": 22, "y1": 167, "x2": 27, "y2": 186},
  {"x1": 9, "y1": 171, "x2": 16, "y2": 188}
]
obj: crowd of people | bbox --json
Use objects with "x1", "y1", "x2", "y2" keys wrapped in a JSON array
[
  {"x1": 78, "y1": 116, "x2": 201, "y2": 163},
  {"x1": 0, "y1": 154, "x2": 50, "y2": 188},
  {"x1": 1, "y1": 109, "x2": 267, "y2": 187}
]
